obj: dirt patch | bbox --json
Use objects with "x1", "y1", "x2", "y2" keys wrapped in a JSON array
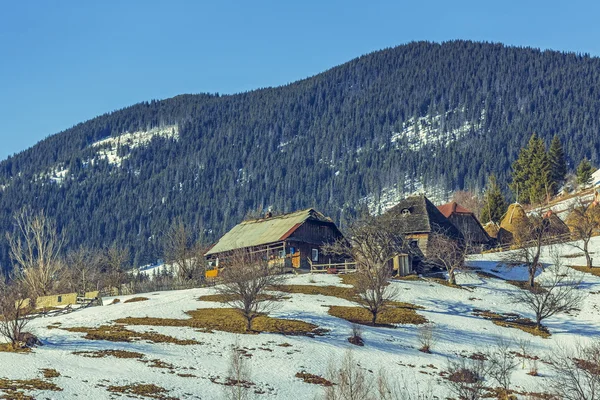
[
  {"x1": 124, "y1": 297, "x2": 150, "y2": 304},
  {"x1": 39, "y1": 369, "x2": 60, "y2": 379},
  {"x1": 0, "y1": 378, "x2": 62, "y2": 399},
  {"x1": 328, "y1": 303, "x2": 427, "y2": 326},
  {"x1": 73, "y1": 349, "x2": 145, "y2": 359},
  {"x1": 472, "y1": 309, "x2": 550, "y2": 338},
  {"x1": 295, "y1": 371, "x2": 333, "y2": 386},
  {"x1": 116, "y1": 308, "x2": 326, "y2": 337},
  {"x1": 63, "y1": 325, "x2": 200, "y2": 345},
  {"x1": 107, "y1": 383, "x2": 176, "y2": 400}
]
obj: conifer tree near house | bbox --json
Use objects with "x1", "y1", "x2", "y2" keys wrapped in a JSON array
[
  {"x1": 548, "y1": 135, "x2": 567, "y2": 194},
  {"x1": 576, "y1": 158, "x2": 594, "y2": 188},
  {"x1": 510, "y1": 133, "x2": 551, "y2": 204},
  {"x1": 481, "y1": 174, "x2": 507, "y2": 223}
]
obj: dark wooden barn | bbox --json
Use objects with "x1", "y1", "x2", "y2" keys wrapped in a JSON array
[
  {"x1": 437, "y1": 201, "x2": 491, "y2": 248},
  {"x1": 204, "y1": 208, "x2": 344, "y2": 271}
]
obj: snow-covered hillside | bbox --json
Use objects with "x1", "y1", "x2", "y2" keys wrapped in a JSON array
[{"x1": 2, "y1": 238, "x2": 600, "y2": 399}]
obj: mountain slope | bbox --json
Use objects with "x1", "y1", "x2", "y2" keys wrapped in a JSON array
[{"x1": 2, "y1": 40, "x2": 600, "y2": 268}]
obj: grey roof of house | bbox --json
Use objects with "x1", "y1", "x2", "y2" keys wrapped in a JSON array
[
  {"x1": 205, "y1": 208, "x2": 332, "y2": 256},
  {"x1": 385, "y1": 195, "x2": 463, "y2": 240}
]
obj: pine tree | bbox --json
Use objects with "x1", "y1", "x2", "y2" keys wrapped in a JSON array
[
  {"x1": 510, "y1": 133, "x2": 550, "y2": 204},
  {"x1": 548, "y1": 135, "x2": 567, "y2": 194},
  {"x1": 576, "y1": 158, "x2": 594, "y2": 188},
  {"x1": 481, "y1": 174, "x2": 507, "y2": 223}
]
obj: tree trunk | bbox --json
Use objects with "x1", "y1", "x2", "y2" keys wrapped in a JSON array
[
  {"x1": 535, "y1": 315, "x2": 542, "y2": 330},
  {"x1": 584, "y1": 240, "x2": 592, "y2": 268},
  {"x1": 371, "y1": 311, "x2": 377, "y2": 325},
  {"x1": 448, "y1": 268, "x2": 456, "y2": 286},
  {"x1": 246, "y1": 316, "x2": 253, "y2": 332},
  {"x1": 528, "y1": 271, "x2": 535, "y2": 289}
]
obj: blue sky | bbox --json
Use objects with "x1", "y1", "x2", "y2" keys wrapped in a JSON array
[{"x1": 1, "y1": 0, "x2": 599, "y2": 160}]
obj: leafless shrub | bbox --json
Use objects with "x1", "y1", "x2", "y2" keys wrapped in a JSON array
[
  {"x1": 377, "y1": 370, "x2": 437, "y2": 400},
  {"x1": 216, "y1": 249, "x2": 285, "y2": 331},
  {"x1": 7, "y1": 209, "x2": 65, "y2": 297},
  {"x1": 163, "y1": 221, "x2": 208, "y2": 284},
  {"x1": 445, "y1": 357, "x2": 488, "y2": 400},
  {"x1": 486, "y1": 337, "x2": 518, "y2": 392},
  {"x1": 418, "y1": 324, "x2": 437, "y2": 354},
  {"x1": 0, "y1": 279, "x2": 37, "y2": 349},
  {"x1": 324, "y1": 351, "x2": 373, "y2": 400},
  {"x1": 224, "y1": 339, "x2": 252, "y2": 400},
  {"x1": 566, "y1": 200, "x2": 600, "y2": 268},
  {"x1": 512, "y1": 253, "x2": 585, "y2": 330},
  {"x1": 348, "y1": 323, "x2": 364, "y2": 346},
  {"x1": 548, "y1": 340, "x2": 600, "y2": 400}
]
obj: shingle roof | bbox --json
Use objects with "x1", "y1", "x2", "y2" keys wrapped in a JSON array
[
  {"x1": 386, "y1": 195, "x2": 463, "y2": 239},
  {"x1": 437, "y1": 202, "x2": 473, "y2": 218},
  {"x1": 205, "y1": 208, "x2": 332, "y2": 256}
]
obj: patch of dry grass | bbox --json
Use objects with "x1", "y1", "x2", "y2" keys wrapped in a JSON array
[
  {"x1": 62, "y1": 325, "x2": 200, "y2": 345},
  {"x1": 0, "y1": 378, "x2": 62, "y2": 399},
  {"x1": 328, "y1": 303, "x2": 427, "y2": 326},
  {"x1": 109, "y1": 298, "x2": 120, "y2": 305},
  {"x1": 39, "y1": 369, "x2": 60, "y2": 379},
  {"x1": 0, "y1": 344, "x2": 30, "y2": 353},
  {"x1": 472, "y1": 309, "x2": 550, "y2": 338},
  {"x1": 273, "y1": 284, "x2": 356, "y2": 302},
  {"x1": 295, "y1": 371, "x2": 333, "y2": 386},
  {"x1": 116, "y1": 308, "x2": 326, "y2": 337},
  {"x1": 427, "y1": 277, "x2": 472, "y2": 290},
  {"x1": 569, "y1": 265, "x2": 600, "y2": 277},
  {"x1": 72, "y1": 349, "x2": 145, "y2": 359},
  {"x1": 124, "y1": 297, "x2": 149, "y2": 304},
  {"x1": 107, "y1": 383, "x2": 176, "y2": 400}
]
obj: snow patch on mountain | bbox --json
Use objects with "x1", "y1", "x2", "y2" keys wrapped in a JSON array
[{"x1": 92, "y1": 125, "x2": 179, "y2": 166}]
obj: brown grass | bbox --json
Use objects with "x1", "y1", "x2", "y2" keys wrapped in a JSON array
[
  {"x1": 124, "y1": 297, "x2": 149, "y2": 303},
  {"x1": 569, "y1": 265, "x2": 600, "y2": 277},
  {"x1": 72, "y1": 349, "x2": 144, "y2": 359},
  {"x1": 116, "y1": 308, "x2": 326, "y2": 337},
  {"x1": 109, "y1": 298, "x2": 120, "y2": 305},
  {"x1": 107, "y1": 383, "x2": 176, "y2": 400},
  {"x1": 295, "y1": 371, "x2": 333, "y2": 386},
  {"x1": 472, "y1": 309, "x2": 550, "y2": 338},
  {"x1": 0, "y1": 343, "x2": 31, "y2": 353},
  {"x1": 273, "y1": 284, "x2": 356, "y2": 302},
  {"x1": 427, "y1": 277, "x2": 472, "y2": 290},
  {"x1": 62, "y1": 325, "x2": 200, "y2": 345},
  {"x1": 328, "y1": 303, "x2": 427, "y2": 326},
  {"x1": 0, "y1": 378, "x2": 62, "y2": 397},
  {"x1": 39, "y1": 369, "x2": 60, "y2": 379}
]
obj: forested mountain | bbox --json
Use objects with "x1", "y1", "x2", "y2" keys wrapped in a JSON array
[{"x1": 2, "y1": 40, "x2": 600, "y2": 271}]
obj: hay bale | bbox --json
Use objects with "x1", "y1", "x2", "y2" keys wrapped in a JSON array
[
  {"x1": 499, "y1": 203, "x2": 528, "y2": 234},
  {"x1": 483, "y1": 222, "x2": 500, "y2": 239}
]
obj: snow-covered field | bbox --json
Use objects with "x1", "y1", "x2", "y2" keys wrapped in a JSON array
[{"x1": 2, "y1": 239, "x2": 600, "y2": 399}]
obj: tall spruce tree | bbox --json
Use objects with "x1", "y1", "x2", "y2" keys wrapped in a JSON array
[
  {"x1": 481, "y1": 174, "x2": 507, "y2": 223},
  {"x1": 576, "y1": 158, "x2": 594, "y2": 188},
  {"x1": 510, "y1": 133, "x2": 551, "y2": 204},
  {"x1": 548, "y1": 135, "x2": 567, "y2": 194}
]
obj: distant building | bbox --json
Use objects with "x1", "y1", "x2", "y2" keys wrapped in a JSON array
[
  {"x1": 205, "y1": 208, "x2": 344, "y2": 270},
  {"x1": 437, "y1": 201, "x2": 490, "y2": 248}
]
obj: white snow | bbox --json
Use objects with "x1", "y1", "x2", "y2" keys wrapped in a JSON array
[{"x1": 2, "y1": 239, "x2": 600, "y2": 399}]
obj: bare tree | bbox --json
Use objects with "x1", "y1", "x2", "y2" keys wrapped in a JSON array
[
  {"x1": 502, "y1": 213, "x2": 557, "y2": 288},
  {"x1": 324, "y1": 351, "x2": 374, "y2": 400},
  {"x1": 0, "y1": 279, "x2": 36, "y2": 349},
  {"x1": 567, "y1": 200, "x2": 600, "y2": 268},
  {"x1": 216, "y1": 249, "x2": 285, "y2": 331},
  {"x1": 452, "y1": 191, "x2": 484, "y2": 219},
  {"x1": 486, "y1": 337, "x2": 518, "y2": 394},
  {"x1": 426, "y1": 232, "x2": 470, "y2": 285},
  {"x1": 512, "y1": 254, "x2": 585, "y2": 330},
  {"x1": 64, "y1": 246, "x2": 103, "y2": 294},
  {"x1": 6, "y1": 209, "x2": 65, "y2": 297},
  {"x1": 418, "y1": 323, "x2": 437, "y2": 353},
  {"x1": 444, "y1": 357, "x2": 488, "y2": 400},
  {"x1": 324, "y1": 215, "x2": 406, "y2": 324},
  {"x1": 548, "y1": 340, "x2": 600, "y2": 400},
  {"x1": 163, "y1": 221, "x2": 208, "y2": 283},
  {"x1": 101, "y1": 245, "x2": 130, "y2": 295},
  {"x1": 224, "y1": 339, "x2": 252, "y2": 400}
]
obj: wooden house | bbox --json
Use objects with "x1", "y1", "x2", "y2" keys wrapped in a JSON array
[
  {"x1": 384, "y1": 195, "x2": 464, "y2": 273},
  {"x1": 204, "y1": 208, "x2": 344, "y2": 271},
  {"x1": 437, "y1": 201, "x2": 491, "y2": 248}
]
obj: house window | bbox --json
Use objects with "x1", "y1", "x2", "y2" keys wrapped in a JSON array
[
  {"x1": 290, "y1": 247, "x2": 296, "y2": 254},
  {"x1": 57, "y1": 295, "x2": 62, "y2": 303},
  {"x1": 401, "y1": 208, "x2": 411, "y2": 216},
  {"x1": 311, "y1": 248, "x2": 319, "y2": 262}
]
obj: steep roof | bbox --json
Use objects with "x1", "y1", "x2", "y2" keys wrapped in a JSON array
[
  {"x1": 386, "y1": 195, "x2": 463, "y2": 239},
  {"x1": 437, "y1": 202, "x2": 473, "y2": 218},
  {"x1": 205, "y1": 208, "x2": 333, "y2": 256}
]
